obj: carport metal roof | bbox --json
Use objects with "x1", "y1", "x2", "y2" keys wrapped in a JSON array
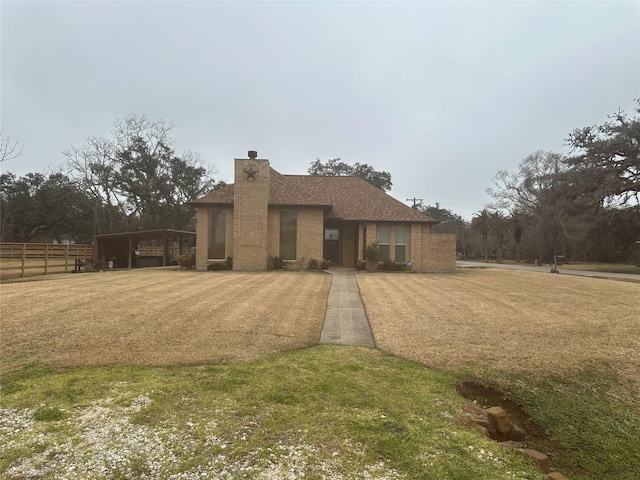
[{"x1": 93, "y1": 229, "x2": 196, "y2": 241}]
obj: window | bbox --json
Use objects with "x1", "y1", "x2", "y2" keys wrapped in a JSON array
[
  {"x1": 208, "y1": 209, "x2": 227, "y2": 259},
  {"x1": 375, "y1": 225, "x2": 408, "y2": 263},
  {"x1": 280, "y1": 211, "x2": 297, "y2": 260},
  {"x1": 395, "y1": 226, "x2": 407, "y2": 262},
  {"x1": 378, "y1": 225, "x2": 390, "y2": 262},
  {"x1": 325, "y1": 228, "x2": 339, "y2": 241}
]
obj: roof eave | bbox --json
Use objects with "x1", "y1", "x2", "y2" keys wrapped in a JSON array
[
  {"x1": 189, "y1": 201, "x2": 233, "y2": 207},
  {"x1": 268, "y1": 203, "x2": 333, "y2": 209},
  {"x1": 93, "y1": 229, "x2": 196, "y2": 240}
]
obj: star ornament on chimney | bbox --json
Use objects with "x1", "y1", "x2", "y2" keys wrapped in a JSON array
[{"x1": 243, "y1": 164, "x2": 259, "y2": 181}]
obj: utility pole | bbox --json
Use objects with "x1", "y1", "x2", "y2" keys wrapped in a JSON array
[{"x1": 406, "y1": 197, "x2": 423, "y2": 209}]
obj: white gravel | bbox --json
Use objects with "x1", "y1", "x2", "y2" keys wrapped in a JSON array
[{"x1": 0, "y1": 395, "x2": 403, "y2": 480}]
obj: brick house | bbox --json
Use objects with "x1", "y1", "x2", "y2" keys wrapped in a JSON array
[{"x1": 189, "y1": 152, "x2": 456, "y2": 272}]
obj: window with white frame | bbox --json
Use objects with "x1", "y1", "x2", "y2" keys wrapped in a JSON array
[
  {"x1": 378, "y1": 225, "x2": 390, "y2": 262},
  {"x1": 395, "y1": 226, "x2": 407, "y2": 262}
]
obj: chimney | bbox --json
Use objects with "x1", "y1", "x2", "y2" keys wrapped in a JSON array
[{"x1": 233, "y1": 150, "x2": 270, "y2": 270}]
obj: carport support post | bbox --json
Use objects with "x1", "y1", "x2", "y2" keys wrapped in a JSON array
[
  {"x1": 21, "y1": 243, "x2": 26, "y2": 278},
  {"x1": 128, "y1": 235, "x2": 133, "y2": 269},
  {"x1": 162, "y1": 233, "x2": 167, "y2": 267}
]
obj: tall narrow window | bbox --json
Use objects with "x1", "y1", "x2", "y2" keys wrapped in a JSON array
[
  {"x1": 395, "y1": 226, "x2": 407, "y2": 262},
  {"x1": 280, "y1": 211, "x2": 297, "y2": 260},
  {"x1": 378, "y1": 225, "x2": 390, "y2": 262},
  {"x1": 208, "y1": 209, "x2": 226, "y2": 259}
]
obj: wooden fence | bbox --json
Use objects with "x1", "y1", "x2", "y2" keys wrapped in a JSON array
[{"x1": 0, "y1": 243, "x2": 94, "y2": 280}]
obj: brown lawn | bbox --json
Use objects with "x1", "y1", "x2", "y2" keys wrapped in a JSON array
[
  {"x1": 3, "y1": 267, "x2": 639, "y2": 395},
  {"x1": 0, "y1": 269, "x2": 331, "y2": 376},
  {"x1": 357, "y1": 269, "x2": 640, "y2": 392}
]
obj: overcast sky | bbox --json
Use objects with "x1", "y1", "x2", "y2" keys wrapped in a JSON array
[{"x1": 2, "y1": 1, "x2": 638, "y2": 220}]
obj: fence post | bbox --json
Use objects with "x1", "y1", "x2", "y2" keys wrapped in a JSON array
[
  {"x1": 21, "y1": 243, "x2": 26, "y2": 278},
  {"x1": 44, "y1": 244, "x2": 48, "y2": 275}
]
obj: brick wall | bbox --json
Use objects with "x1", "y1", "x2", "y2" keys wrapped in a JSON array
[
  {"x1": 233, "y1": 159, "x2": 269, "y2": 271},
  {"x1": 365, "y1": 223, "x2": 377, "y2": 249},
  {"x1": 267, "y1": 209, "x2": 280, "y2": 258},
  {"x1": 364, "y1": 223, "x2": 455, "y2": 273},
  {"x1": 195, "y1": 207, "x2": 234, "y2": 270},
  {"x1": 267, "y1": 208, "x2": 324, "y2": 265},
  {"x1": 297, "y1": 209, "x2": 324, "y2": 262},
  {"x1": 420, "y1": 226, "x2": 457, "y2": 272},
  {"x1": 198, "y1": 212, "x2": 456, "y2": 272},
  {"x1": 357, "y1": 224, "x2": 365, "y2": 263},
  {"x1": 409, "y1": 224, "x2": 423, "y2": 271},
  {"x1": 225, "y1": 210, "x2": 234, "y2": 259}
]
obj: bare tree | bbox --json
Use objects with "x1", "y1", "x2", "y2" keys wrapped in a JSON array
[
  {"x1": 63, "y1": 136, "x2": 126, "y2": 234},
  {"x1": 487, "y1": 151, "x2": 568, "y2": 263},
  {"x1": 65, "y1": 114, "x2": 219, "y2": 234},
  {"x1": 0, "y1": 127, "x2": 23, "y2": 163}
]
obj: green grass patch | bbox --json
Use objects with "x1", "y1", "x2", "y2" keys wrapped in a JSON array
[
  {"x1": 478, "y1": 259, "x2": 640, "y2": 275},
  {"x1": 559, "y1": 263, "x2": 640, "y2": 274},
  {"x1": 1, "y1": 346, "x2": 545, "y2": 480},
  {"x1": 501, "y1": 364, "x2": 640, "y2": 480},
  {"x1": 3, "y1": 351, "x2": 637, "y2": 478},
  {"x1": 33, "y1": 407, "x2": 67, "y2": 422}
]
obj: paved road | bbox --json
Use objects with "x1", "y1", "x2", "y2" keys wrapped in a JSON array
[
  {"x1": 457, "y1": 261, "x2": 640, "y2": 281},
  {"x1": 320, "y1": 269, "x2": 375, "y2": 346}
]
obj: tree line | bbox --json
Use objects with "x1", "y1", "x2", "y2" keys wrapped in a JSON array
[
  {"x1": 1, "y1": 115, "x2": 222, "y2": 243},
  {"x1": 0, "y1": 121, "x2": 396, "y2": 244},
  {"x1": 309, "y1": 101, "x2": 639, "y2": 264},
  {"x1": 2, "y1": 101, "x2": 638, "y2": 264},
  {"x1": 426, "y1": 100, "x2": 640, "y2": 264}
]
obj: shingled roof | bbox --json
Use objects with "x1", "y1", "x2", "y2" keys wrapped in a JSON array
[{"x1": 190, "y1": 167, "x2": 437, "y2": 224}]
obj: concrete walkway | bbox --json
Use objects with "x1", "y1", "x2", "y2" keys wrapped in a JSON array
[{"x1": 320, "y1": 269, "x2": 375, "y2": 346}]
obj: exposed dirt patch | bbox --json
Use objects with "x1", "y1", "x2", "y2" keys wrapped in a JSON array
[
  {"x1": 456, "y1": 379, "x2": 547, "y2": 442},
  {"x1": 456, "y1": 378, "x2": 594, "y2": 478}
]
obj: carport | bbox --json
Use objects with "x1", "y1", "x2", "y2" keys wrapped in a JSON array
[{"x1": 93, "y1": 229, "x2": 196, "y2": 269}]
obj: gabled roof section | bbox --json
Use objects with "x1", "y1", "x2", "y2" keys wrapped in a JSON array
[
  {"x1": 271, "y1": 175, "x2": 437, "y2": 223},
  {"x1": 190, "y1": 167, "x2": 437, "y2": 224},
  {"x1": 189, "y1": 182, "x2": 235, "y2": 206}
]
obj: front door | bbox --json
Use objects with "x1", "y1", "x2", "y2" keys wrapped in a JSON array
[{"x1": 323, "y1": 227, "x2": 340, "y2": 265}]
